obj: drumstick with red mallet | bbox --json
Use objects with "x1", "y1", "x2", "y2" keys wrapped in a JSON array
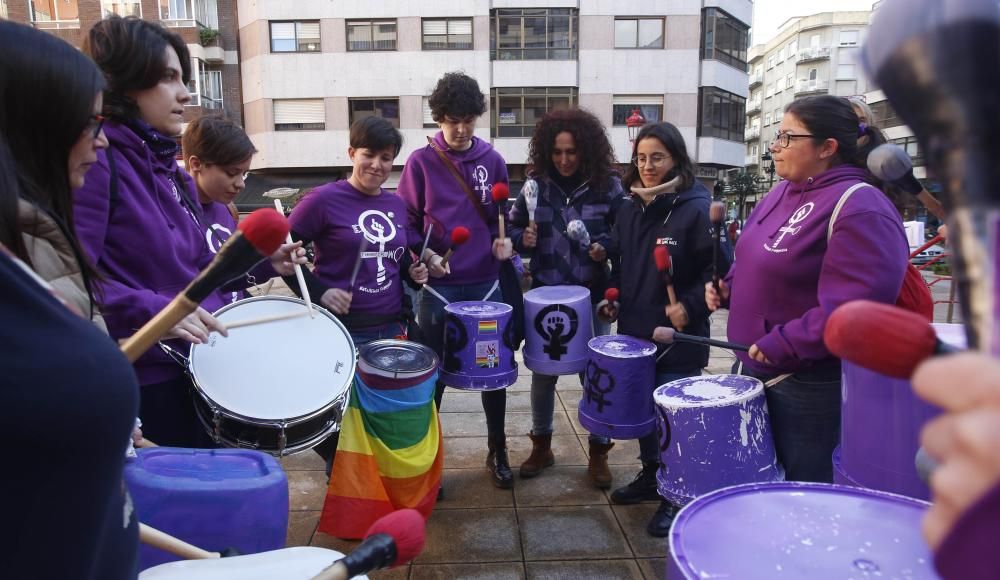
[
  {"x1": 596, "y1": 287, "x2": 620, "y2": 321},
  {"x1": 120, "y1": 208, "x2": 289, "y2": 363},
  {"x1": 709, "y1": 201, "x2": 727, "y2": 291},
  {"x1": 492, "y1": 182, "x2": 510, "y2": 241},
  {"x1": 440, "y1": 226, "x2": 470, "y2": 268},
  {"x1": 312, "y1": 508, "x2": 426, "y2": 580}
]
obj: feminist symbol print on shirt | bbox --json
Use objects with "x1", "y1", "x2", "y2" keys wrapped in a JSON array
[
  {"x1": 765, "y1": 202, "x2": 814, "y2": 254},
  {"x1": 474, "y1": 165, "x2": 490, "y2": 203},
  {"x1": 352, "y1": 209, "x2": 402, "y2": 289}
]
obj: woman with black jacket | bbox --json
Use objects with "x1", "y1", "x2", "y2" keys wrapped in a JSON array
[{"x1": 599, "y1": 121, "x2": 728, "y2": 537}]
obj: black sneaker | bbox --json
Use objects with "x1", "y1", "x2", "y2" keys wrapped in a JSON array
[
  {"x1": 610, "y1": 462, "x2": 660, "y2": 504},
  {"x1": 646, "y1": 499, "x2": 680, "y2": 537}
]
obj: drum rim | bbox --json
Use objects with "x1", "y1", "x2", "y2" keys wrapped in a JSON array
[
  {"x1": 443, "y1": 300, "x2": 512, "y2": 314},
  {"x1": 523, "y1": 284, "x2": 591, "y2": 300},
  {"x1": 587, "y1": 334, "x2": 657, "y2": 357},
  {"x1": 188, "y1": 295, "x2": 358, "y2": 424},
  {"x1": 668, "y1": 481, "x2": 933, "y2": 574},
  {"x1": 358, "y1": 339, "x2": 439, "y2": 376},
  {"x1": 653, "y1": 374, "x2": 764, "y2": 409}
]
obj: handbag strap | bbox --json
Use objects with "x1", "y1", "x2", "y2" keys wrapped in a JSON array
[
  {"x1": 426, "y1": 136, "x2": 491, "y2": 227},
  {"x1": 827, "y1": 182, "x2": 871, "y2": 241}
]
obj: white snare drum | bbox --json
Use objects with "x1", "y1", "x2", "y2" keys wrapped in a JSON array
[{"x1": 188, "y1": 296, "x2": 356, "y2": 456}]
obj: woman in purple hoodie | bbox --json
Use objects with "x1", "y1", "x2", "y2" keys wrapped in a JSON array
[
  {"x1": 397, "y1": 72, "x2": 515, "y2": 489},
  {"x1": 706, "y1": 95, "x2": 908, "y2": 483}
]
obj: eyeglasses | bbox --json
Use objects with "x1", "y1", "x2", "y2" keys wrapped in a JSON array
[
  {"x1": 84, "y1": 114, "x2": 106, "y2": 139},
  {"x1": 773, "y1": 131, "x2": 816, "y2": 149},
  {"x1": 632, "y1": 154, "x2": 672, "y2": 168}
]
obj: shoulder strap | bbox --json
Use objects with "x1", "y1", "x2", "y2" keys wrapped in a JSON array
[
  {"x1": 426, "y1": 136, "x2": 490, "y2": 226},
  {"x1": 827, "y1": 182, "x2": 871, "y2": 242}
]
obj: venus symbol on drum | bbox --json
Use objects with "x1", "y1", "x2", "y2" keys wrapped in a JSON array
[
  {"x1": 440, "y1": 301, "x2": 518, "y2": 391},
  {"x1": 522, "y1": 285, "x2": 593, "y2": 375},
  {"x1": 653, "y1": 374, "x2": 783, "y2": 506},
  {"x1": 578, "y1": 335, "x2": 657, "y2": 439}
]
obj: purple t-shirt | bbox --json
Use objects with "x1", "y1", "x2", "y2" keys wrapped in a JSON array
[
  {"x1": 289, "y1": 180, "x2": 410, "y2": 317},
  {"x1": 201, "y1": 201, "x2": 243, "y2": 305}
]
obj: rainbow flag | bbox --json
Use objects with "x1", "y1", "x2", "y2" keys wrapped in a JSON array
[
  {"x1": 478, "y1": 320, "x2": 498, "y2": 334},
  {"x1": 318, "y1": 367, "x2": 441, "y2": 539}
]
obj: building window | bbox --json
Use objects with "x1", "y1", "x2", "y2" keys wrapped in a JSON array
[
  {"x1": 491, "y1": 87, "x2": 577, "y2": 137},
  {"x1": 349, "y1": 98, "x2": 400, "y2": 128},
  {"x1": 614, "y1": 17, "x2": 664, "y2": 49},
  {"x1": 347, "y1": 19, "x2": 397, "y2": 52},
  {"x1": 775, "y1": 77, "x2": 784, "y2": 91},
  {"x1": 422, "y1": 97, "x2": 438, "y2": 128},
  {"x1": 422, "y1": 18, "x2": 473, "y2": 50},
  {"x1": 159, "y1": 0, "x2": 217, "y2": 28},
  {"x1": 840, "y1": 30, "x2": 859, "y2": 46},
  {"x1": 0, "y1": 0, "x2": 7, "y2": 18},
  {"x1": 28, "y1": 0, "x2": 80, "y2": 26},
  {"x1": 270, "y1": 21, "x2": 320, "y2": 53},
  {"x1": 274, "y1": 99, "x2": 325, "y2": 131},
  {"x1": 702, "y1": 8, "x2": 749, "y2": 71},
  {"x1": 764, "y1": 112, "x2": 771, "y2": 126},
  {"x1": 870, "y1": 100, "x2": 904, "y2": 129},
  {"x1": 891, "y1": 136, "x2": 923, "y2": 166},
  {"x1": 699, "y1": 87, "x2": 746, "y2": 142},
  {"x1": 785, "y1": 73, "x2": 794, "y2": 91},
  {"x1": 777, "y1": 46, "x2": 786, "y2": 62},
  {"x1": 766, "y1": 55, "x2": 775, "y2": 70},
  {"x1": 491, "y1": 8, "x2": 578, "y2": 61},
  {"x1": 836, "y1": 64, "x2": 855, "y2": 79},
  {"x1": 102, "y1": 0, "x2": 140, "y2": 18},
  {"x1": 185, "y1": 59, "x2": 222, "y2": 109},
  {"x1": 612, "y1": 96, "x2": 664, "y2": 126}
]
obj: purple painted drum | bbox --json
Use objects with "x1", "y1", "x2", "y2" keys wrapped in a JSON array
[
  {"x1": 839, "y1": 323, "x2": 965, "y2": 500},
  {"x1": 667, "y1": 482, "x2": 937, "y2": 579},
  {"x1": 440, "y1": 301, "x2": 518, "y2": 391},
  {"x1": 578, "y1": 335, "x2": 657, "y2": 439},
  {"x1": 653, "y1": 374, "x2": 783, "y2": 506},
  {"x1": 523, "y1": 285, "x2": 594, "y2": 375}
]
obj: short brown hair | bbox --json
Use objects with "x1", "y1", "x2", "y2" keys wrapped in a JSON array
[{"x1": 182, "y1": 115, "x2": 257, "y2": 167}]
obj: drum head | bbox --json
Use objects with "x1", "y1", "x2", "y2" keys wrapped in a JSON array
[
  {"x1": 359, "y1": 340, "x2": 438, "y2": 380},
  {"x1": 189, "y1": 297, "x2": 356, "y2": 422}
]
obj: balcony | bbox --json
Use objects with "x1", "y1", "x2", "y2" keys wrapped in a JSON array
[
  {"x1": 745, "y1": 154, "x2": 760, "y2": 167},
  {"x1": 749, "y1": 70, "x2": 763, "y2": 88},
  {"x1": 744, "y1": 126, "x2": 761, "y2": 141},
  {"x1": 796, "y1": 46, "x2": 832, "y2": 63},
  {"x1": 795, "y1": 79, "x2": 830, "y2": 95},
  {"x1": 746, "y1": 98, "x2": 762, "y2": 115}
]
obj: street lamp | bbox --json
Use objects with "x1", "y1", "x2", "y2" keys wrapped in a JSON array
[{"x1": 626, "y1": 108, "x2": 647, "y2": 143}]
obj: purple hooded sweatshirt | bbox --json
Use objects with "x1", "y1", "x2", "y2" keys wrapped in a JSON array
[
  {"x1": 724, "y1": 165, "x2": 907, "y2": 375},
  {"x1": 935, "y1": 479, "x2": 1000, "y2": 579},
  {"x1": 396, "y1": 132, "x2": 509, "y2": 286},
  {"x1": 74, "y1": 122, "x2": 230, "y2": 385},
  {"x1": 200, "y1": 201, "x2": 275, "y2": 305}
]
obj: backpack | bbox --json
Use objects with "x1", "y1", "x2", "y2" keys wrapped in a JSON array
[{"x1": 828, "y1": 183, "x2": 934, "y2": 321}]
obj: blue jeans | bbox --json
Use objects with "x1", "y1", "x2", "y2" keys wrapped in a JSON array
[
  {"x1": 531, "y1": 304, "x2": 612, "y2": 444},
  {"x1": 418, "y1": 280, "x2": 507, "y2": 440},
  {"x1": 350, "y1": 321, "x2": 406, "y2": 348},
  {"x1": 638, "y1": 369, "x2": 703, "y2": 465}
]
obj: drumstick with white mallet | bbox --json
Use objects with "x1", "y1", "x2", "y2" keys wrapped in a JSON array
[
  {"x1": 273, "y1": 199, "x2": 314, "y2": 318},
  {"x1": 120, "y1": 208, "x2": 289, "y2": 363},
  {"x1": 440, "y1": 226, "x2": 470, "y2": 268},
  {"x1": 491, "y1": 182, "x2": 510, "y2": 241},
  {"x1": 522, "y1": 178, "x2": 539, "y2": 228},
  {"x1": 566, "y1": 219, "x2": 591, "y2": 249}
]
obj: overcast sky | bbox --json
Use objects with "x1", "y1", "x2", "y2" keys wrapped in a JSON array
[{"x1": 751, "y1": 0, "x2": 877, "y2": 45}]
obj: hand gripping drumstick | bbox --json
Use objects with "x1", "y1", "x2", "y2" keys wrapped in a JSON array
[
  {"x1": 653, "y1": 245, "x2": 679, "y2": 308},
  {"x1": 491, "y1": 182, "x2": 510, "y2": 241},
  {"x1": 312, "y1": 509, "x2": 426, "y2": 580},
  {"x1": 274, "y1": 199, "x2": 314, "y2": 318},
  {"x1": 120, "y1": 209, "x2": 289, "y2": 363},
  {"x1": 522, "y1": 179, "x2": 539, "y2": 227},
  {"x1": 440, "y1": 226, "x2": 470, "y2": 267}
]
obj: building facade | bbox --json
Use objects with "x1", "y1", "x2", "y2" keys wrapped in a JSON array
[
  {"x1": 740, "y1": 10, "x2": 872, "y2": 214},
  {"x1": 236, "y1": 0, "x2": 751, "y2": 206},
  {"x1": 5, "y1": 0, "x2": 243, "y2": 124}
]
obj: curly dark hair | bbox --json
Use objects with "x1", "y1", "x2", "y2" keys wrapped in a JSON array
[
  {"x1": 428, "y1": 72, "x2": 487, "y2": 122},
  {"x1": 527, "y1": 108, "x2": 618, "y2": 190}
]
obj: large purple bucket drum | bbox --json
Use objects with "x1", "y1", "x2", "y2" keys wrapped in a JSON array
[
  {"x1": 578, "y1": 335, "x2": 657, "y2": 439},
  {"x1": 440, "y1": 301, "x2": 518, "y2": 391},
  {"x1": 836, "y1": 323, "x2": 966, "y2": 500},
  {"x1": 653, "y1": 374, "x2": 783, "y2": 506},
  {"x1": 522, "y1": 285, "x2": 593, "y2": 375},
  {"x1": 667, "y1": 482, "x2": 937, "y2": 579}
]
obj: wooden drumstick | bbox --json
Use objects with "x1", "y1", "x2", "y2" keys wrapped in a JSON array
[
  {"x1": 223, "y1": 310, "x2": 310, "y2": 330},
  {"x1": 140, "y1": 523, "x2": 221, "y2": 560},
  {"x1": 491, "y1": 183, "x2": 510, "y2": 241},
  {"x1": 274, "y1": 199, "x2": 315, "y2": 319}
]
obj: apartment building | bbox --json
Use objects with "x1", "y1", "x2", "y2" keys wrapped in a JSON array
[
  {"x1": 743, "y1": 11, "x2": 872, "y2": 187},
  {"x1": 5, "y1": 0, "x2": 243, "y2": 123},
  {"x1": 235, "y1": 0, "x2": 751, "y2": 207}
]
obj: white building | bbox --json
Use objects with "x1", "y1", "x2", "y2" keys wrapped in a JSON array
[{"x1": 236, "y1": 0, "x2": 751, "y2": 206}]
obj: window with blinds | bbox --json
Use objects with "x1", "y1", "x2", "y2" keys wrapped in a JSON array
[
  {"x1": 270, "y1": 21, "x2": 320, "y2": 53},
  {"x1": 347, "y1": 19, "x2": 397, "y2": 51},
  {"x1": 422, "y1": 17, "x2": 473, "y2": 50},
  {"x1": 612, "y1": 95, "x2": 664, "y2": 126},
  {"x1": 273, "y1": 99, "x2": 325, "y2": 131},
  {"x1": 422, "y1": 97, "x2": 437, "y2": 128}
]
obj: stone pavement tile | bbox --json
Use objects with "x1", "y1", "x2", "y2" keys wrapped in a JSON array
[
  {"x1": 439, "y1": 390, "x2": 533, "y2": 414},
  {"x1": 369, "y1": 566, "x2": 411, "y2": 579},
  {"x1": 519, "y1": 506, "x2": 632, "y2": 561},
  {"x1": 440, "y1": 436, "x2": 491, "y2": 469},
  {"x1": 636, "y1": 558, "x2": 667, "y2": 580},
  {"x1": 525, "y1": 560, "x2": 643, "y2": 580},
  {"x1": 575, "y1": 434, "x2": 642, "y2": 466},
  {"x1": 441, "y1": 412, "x2": 570, "y2": 438},
  {"x1": 611, "y1": 504, "x2": 670, "y2": 559},
  {"x1": 286, "y1": 510, "x2": 320, "y2": 547},
  {"x1": 509, "y1": 374, "x2": 532, "y2": 391},
  {"x1": 557, "y1": 388, "x2": 582, "y2": 412},
  {"x1": 555, "y1": 374, "x2": 584, "y2": 391},
  {"x1": 508, "y1": 434, "x2": 588, "y2": 467},
  {"x1": 415, "y1": 508, "x2": 523, "y2": 564},
  {"x1": 437, "y1": 468, "x2": 514, "y2": 509},
  {"x1": 411, "y1": 562, "x2": 526, "y2": 579},
  {"x1": 513, "y1": 465, "x2": 609, "y2": 507},
  {"x1": 288, "y1": 470, "x2": 329, "y2": 511},
  {"x1": 280, "y1": 449, "x2": 327, "y2": 471}
]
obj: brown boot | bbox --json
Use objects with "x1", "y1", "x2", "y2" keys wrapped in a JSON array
[
  {"x1": 519, "y1": 432, "x2": 555, "y2": 478},
  {"x1": 588, "y1": 440, "x2": 615, "y2": 489}
]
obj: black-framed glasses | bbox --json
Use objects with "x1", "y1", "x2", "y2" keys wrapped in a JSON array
[
  {"x1": 85, "y1": 114, "x2": 106, "y2": 139},
  {"x1": 773, "y1": 131, "x2": 815, "y2": 148},
  {"x1": 632, "y1": 153, "x2": 672, "y2": 168}
]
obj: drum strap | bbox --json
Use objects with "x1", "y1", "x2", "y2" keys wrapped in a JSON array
[{"x1": 423, "y1": 279, "x2": 500, "y2": 307}]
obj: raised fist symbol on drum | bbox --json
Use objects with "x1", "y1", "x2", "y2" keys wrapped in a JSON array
[
  {"x1": 584, "y1": 360, "x2": 615, "y2": 413},
  {"x1": 534, "y1": 304, "x2": 578, "y2": 361},
  {"x1": 355, "y1": 210, "x2": 397, "y2": 287}
]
